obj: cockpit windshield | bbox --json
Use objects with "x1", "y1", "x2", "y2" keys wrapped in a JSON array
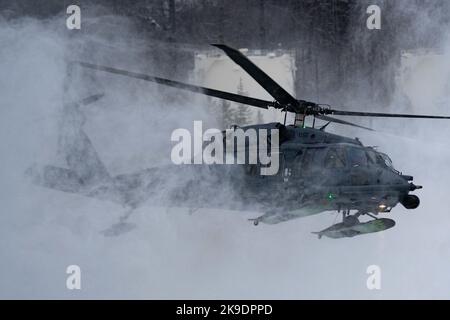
[{"x1": 379, "y1": 152, "x2": 398, "y2": 172}]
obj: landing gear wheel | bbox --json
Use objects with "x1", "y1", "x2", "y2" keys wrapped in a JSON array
[{"x1": 253, "y1": 220, "x2": 259, "y2": 226}]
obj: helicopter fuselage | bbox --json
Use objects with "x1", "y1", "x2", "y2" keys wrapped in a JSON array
[
  {"x1": 108, "y1": 123, "x2": 422, "y2": 220},
  {"x1": 158, "y1": 122, "x2": 422, "y2": 225}
]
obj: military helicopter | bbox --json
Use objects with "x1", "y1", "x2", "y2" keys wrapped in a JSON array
[{"x1": 28, "y1": 44, "x2": 450, "y2": 239}]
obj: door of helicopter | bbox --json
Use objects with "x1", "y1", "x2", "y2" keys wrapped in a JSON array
[
  {"x1": 347, "y1": 146, "x2": 373, "y2": 186},
  {"x1": 278, "y1": 148, "x2": 314, "y2": 201},
  {"x1": 321, "y1": 145, "x2": 350, "y2": 186}
]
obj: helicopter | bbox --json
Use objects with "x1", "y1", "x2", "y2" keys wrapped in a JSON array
[{"x1": 28, "y1": 44, "x2": 450, "y2": 239}]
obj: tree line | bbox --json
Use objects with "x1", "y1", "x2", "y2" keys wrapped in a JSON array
[{"x1": 2, "y1": 0, "x2": 449, "y2": 111}]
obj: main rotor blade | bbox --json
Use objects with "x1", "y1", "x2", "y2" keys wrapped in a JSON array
[
  {"x1": 316, "y1": 114, "x2": 374, "y2": 131},
  {"x1": 330, "y1": 109, "x2": 450, "y2": 119},
  {"x1": 212, "y1": 44, "x2": 301, "y2": 111},
  {"x1": 77, "y1": 62, "x2": 273, "y2": 110}
]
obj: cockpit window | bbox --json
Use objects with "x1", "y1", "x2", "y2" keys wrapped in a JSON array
[
  {"x1": 366, "y1": 151, "x2": 377, "y2": 165},
  {"x1": 379, "y1": 153, "x2": 396, "y2": 170},
  {"x1": 349, "y1": 148, "x2": 367, "y2": 167},
  {"x1": 324, "y1": 147, "x2": 346, "y2": 169}
]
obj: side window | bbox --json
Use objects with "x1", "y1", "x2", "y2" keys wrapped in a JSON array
[
  {"x1": 349, "y1": 148, "x2": 367, "y2": 167},
  {"x1": 301, "y1": 149, "x2": 315, "y2": 172},
  {"x1": 324, "y1": 147, "x2": 346, "y2": 169},
  {"x1": 366, "y1": 150, "x2": 377, "y2": 165},
  {"x1": 292, "y1": 148, "x2": 326, "y2": 177}
]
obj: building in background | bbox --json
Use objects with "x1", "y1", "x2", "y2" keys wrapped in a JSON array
[
  {"x1": 397, "y1": 49, "x2": 450, "y2": 114},
  {"x1": 194, "y1": 48, "x2": 296, "y2": 127}
]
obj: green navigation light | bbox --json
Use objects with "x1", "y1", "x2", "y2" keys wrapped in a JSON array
[{"x1": 327, "y1": 192, "x2": 335, "y2": 200}]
